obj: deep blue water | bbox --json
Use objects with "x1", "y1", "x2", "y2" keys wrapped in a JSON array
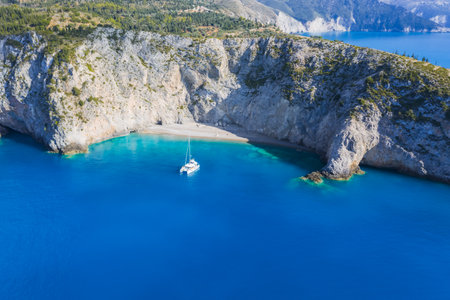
[
  {"x1": 0, "y1": 133, "x2": 449, "y2": 299},
  {"x1": 302, "y1": 32, "x2": 450, "y2": 68}
]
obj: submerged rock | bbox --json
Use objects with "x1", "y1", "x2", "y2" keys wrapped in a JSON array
[
  {"x1": 301, "y1": 172, "x2": 324, "y2": 184},
  {"x1": 0, "y1": 29, "x2": 448, "y2": 183}
]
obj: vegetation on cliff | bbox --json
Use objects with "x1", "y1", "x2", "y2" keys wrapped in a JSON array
[
  {"x1": 0, "y1": 26, "x2": 448, "y2": 181},
  {"x1": 0, "y1": 0, "x2": 283, "y2": 66},
  {"x1": 0, "y1": 1, "x2": 266, "y2": 38}
]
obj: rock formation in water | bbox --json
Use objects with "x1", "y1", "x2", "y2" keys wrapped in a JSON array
[{"x1": 0, "y1": 29, "x2": 449, "y2": 182}]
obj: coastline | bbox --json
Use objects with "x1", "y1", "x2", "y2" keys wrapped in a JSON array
[{"x1": 138, "y1": 123, "x2": 302, "y2": 150}]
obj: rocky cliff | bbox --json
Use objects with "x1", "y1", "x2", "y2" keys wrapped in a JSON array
[
  {"x1": 1, "y1": 29, "x2": 449, "y2": 182},
  {"x1": 214, "y1": 0, "x2": 447, "y2": 33},
  {"x1": 381, "y1": 0, "x2": 450, "y2": 28}
]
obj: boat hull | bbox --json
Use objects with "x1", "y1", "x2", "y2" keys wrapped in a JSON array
[
  {"x1": 180, "y1": 164, "x2": 200, "y2": 175},
  {"x1": 187, "y1": 165, "x2": 200, "y2": 175}
]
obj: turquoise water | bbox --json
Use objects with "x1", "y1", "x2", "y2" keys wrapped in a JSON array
[
  {"x1": 303, "y1": 32, "x2": 450, "y2": 68},
  {"x1": 1, "y1": 133, "x2": 449, "y2": 299}
]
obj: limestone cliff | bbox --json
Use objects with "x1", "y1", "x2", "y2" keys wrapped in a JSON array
[
  {"x1": 0, "y1": 29, "x2": 449, "y2": 182},
  {"x1": 214, "y1": 0, "x2": 446, "y2": 33}
]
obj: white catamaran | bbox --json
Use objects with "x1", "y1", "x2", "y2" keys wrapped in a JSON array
[{"x1": 180, "y1": 137, "x2": 200, "y2": 175}]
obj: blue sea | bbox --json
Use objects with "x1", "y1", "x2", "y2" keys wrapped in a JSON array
[
  {"x1": 0, "y1": 133, "x2": 449, "y2": 299},
  {"x1": 303, "y1": 32, "x2": 450, "y2": 68}
]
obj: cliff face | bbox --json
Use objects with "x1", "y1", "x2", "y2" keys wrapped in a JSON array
[
  {"x1": 381, "y1": 0, "x2": 450, "y2": 28},
  {"x1": 1, "y1": 29, "x2": 449, "y2": 182},
  {"x1": 214, "y1": 0, "x2": 446, "y2": 33},
  {"x1": 214, "y1": 0, "x2": 346, "y2": 33}
]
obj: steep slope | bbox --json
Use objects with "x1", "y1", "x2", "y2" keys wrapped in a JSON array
[
  {"x1": 214, "y1": 0, "x2": 277, "y2": 24},
  {"x1": 213, "y1": 0, "x2": 306, "y2": 33},
  {"x1": 381, "y1": 0, "x2": 450, "y2": 28},
  {"x1": 217, "y1": 0, "x2": 444, "y2": 32},
  {"x1": 2, "y1": 0, "x2": 445, "y2": 34},
  {"x1": 0, "y1": 29, "x2": 449, "y2": 182}
]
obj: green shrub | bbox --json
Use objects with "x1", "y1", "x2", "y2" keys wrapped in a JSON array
[
  {"x1": 53, "y1": 47, "x2": 76, "y2": 67},
  {"x1": 6, "y1": 53, "x2": 16, "y2": 64},
  {"x1": 72, "y1": 87, "x2": 81, "y2": 96},
  {"x1": 138, "y1": 56, "x2": 149, "y2": 68},
  {"x1": 87, "y1": 96, "x2": 103, "y2": 104},
  {"x1": 86, "y1": 63, "x2": 94, "y2": 72},
  {"x1": 5, "y1": 38, "x2": 23, "y2": 49},
  {"x1": 404, "y1": 109, "x2": 416, "y2": 121}
]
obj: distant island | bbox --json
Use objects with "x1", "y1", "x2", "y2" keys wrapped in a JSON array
[{"x1": 0, "y1": 1, "x2": 449, "y2": 183}]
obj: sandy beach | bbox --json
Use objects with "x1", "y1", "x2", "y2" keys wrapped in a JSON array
[{"x1": 138, "y1": 123, "x2": 301, "y2": 149}]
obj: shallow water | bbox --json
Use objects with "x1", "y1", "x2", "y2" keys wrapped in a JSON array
[
  {"x1": 0, "y1": 133, "x2": 449, "y2": 299},
  {"x1": 302, "y1": 32, "x2": 450, "y2": 68}
]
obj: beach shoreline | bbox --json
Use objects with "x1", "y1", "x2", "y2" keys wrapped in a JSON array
[{"x1": 137, "y1": 123, "x2": 302, "y2": 149}]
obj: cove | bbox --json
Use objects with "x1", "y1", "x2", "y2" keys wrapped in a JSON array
[{"x1": 0, "y1": 133, "x2": 449, "y2": 299}]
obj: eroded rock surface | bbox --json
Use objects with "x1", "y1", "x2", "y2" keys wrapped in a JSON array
[{"x1": 0, "y1": 29, "x2": 449, "y2": 182}]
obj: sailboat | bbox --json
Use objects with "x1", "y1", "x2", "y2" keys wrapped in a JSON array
[{"x1": 180, "y1": 136, "x2": 200, "y2": 175}]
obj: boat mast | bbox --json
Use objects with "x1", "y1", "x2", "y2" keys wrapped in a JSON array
[
  {"x1": 188, "y1": 136, "x2": 191, "y2": 160},
  {"x1": 184, "y1": 137, "x2": 189, "y2": 164}
]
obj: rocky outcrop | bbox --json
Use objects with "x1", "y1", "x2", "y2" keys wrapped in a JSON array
[
  {"x1": 275, "y1": 13, "x2": 349, "y2": 33},
  {"x1": 275, "y1": 12, "x2": 306, "y2": 33},
  {"x1": 215, "y1": 0, "x2": 278, "y2": 25},
  {"x1": 0, "y1": 29, "x2": 449, "y2": 182}
]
